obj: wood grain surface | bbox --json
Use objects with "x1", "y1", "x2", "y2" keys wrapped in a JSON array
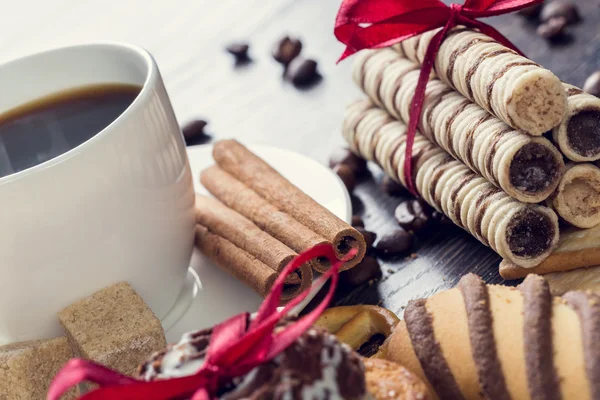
[{"x1": 1, "y1": 0, "x2": 598, "y2": 316}]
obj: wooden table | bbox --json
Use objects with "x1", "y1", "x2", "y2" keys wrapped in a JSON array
[{"x1": 1, "y1": 0, "x2": 598, "y2": 315}]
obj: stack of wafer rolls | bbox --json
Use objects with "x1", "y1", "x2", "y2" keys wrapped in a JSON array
[
  {"x1": 344, "y1": 99, "x2": 559, "y2": 268},
  {"x1": 376, "y1": 273, "x2": 599, "y2": 400},
  {"x1": 391, "y1": 27, "x2": 567, "y2": 136},
  {"x1": 194, "y1": 140, "x2": 366, "y2": 302},
  {"x1": 353, "y1": 48, "x2": 565, "y2": 204}
]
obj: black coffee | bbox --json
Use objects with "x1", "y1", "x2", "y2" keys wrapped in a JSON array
[{"x1": 0, "y1": 83, "x2": 141, "y2": 178}]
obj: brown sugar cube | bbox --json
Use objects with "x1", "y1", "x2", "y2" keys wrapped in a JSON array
[
  {"x1": 58, "y1": 282, "x2": 166, "y2": 376},
  {"x1": 0, "y1": 336, "x2": 79, "y2": 400}
]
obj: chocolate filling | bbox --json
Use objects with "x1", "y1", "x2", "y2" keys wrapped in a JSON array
[
  {"x1": 458, "y1": 274, "x2": 511, "y2": 400},
  {"x1": 404, "y1": 299, "x2": 466, "y2": 400},
  {"x1": 505, "y1": 208, "x2": 555, "y2": 258},
  {"x1": 520, "y1": 275, "x2": 561, "y2": 400},
  {"x1": 567, "y1": 109, "x2": 600, "y2": 158},
  {"x1": 563, "y1": 291, "x2": 600, "y2": 400},
  {"x1": 509, "y1": 143, "x2": 560, "y2": 194}
]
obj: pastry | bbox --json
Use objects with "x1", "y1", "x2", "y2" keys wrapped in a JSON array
[
  {"x1": 548, "y1": 163, "x2": 600, "y2": 228},
  {"x1": 392, "y1": 27, "x2": 567, "y2": 136},
  {"x1": 376, "y1": 273, "x2": 599, "y2": 400},
  {"x1": 344, "y1": 99, "x2": 560, "y2": 268},
  {"x1": 353, "y1": 48, "x2": 564, "y2": 203},
  {"x1": 553, "y1": 84, "x2": 600, "y2": 162}
]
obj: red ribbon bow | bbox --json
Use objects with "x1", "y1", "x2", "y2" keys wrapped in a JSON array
[
  {"x1": 335, "y1": 0, "x2": 542, "y2": 195},
  {"x1": 47, "y1": 244, "x2": 355, "y2": 400}
]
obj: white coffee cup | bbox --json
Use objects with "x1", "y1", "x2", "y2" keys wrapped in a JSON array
[{"x1": 0, "y1": 43, "x2": 196, "y2": 343}]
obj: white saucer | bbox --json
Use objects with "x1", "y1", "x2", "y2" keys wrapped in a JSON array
[{"x1": 161, "y1": 144, "x2": 351, "y2": 342}]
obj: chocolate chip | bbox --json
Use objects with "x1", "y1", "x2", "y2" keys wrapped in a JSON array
[
  {"x1": 540, "y1": 1, "x2": 580, "y2": 24},
  {"x1": 272, "y1": 36, "x2": 303, "y2": 66},
  {"x1": 333, "y1": 164, "x2": 356, "y2": 192},
  {"x1": 375, "y1": 229, "x2": 414, "y2": 257},
  {"x1": 394, "y1": 199, "x2": 434, "y2": 233},
  {"x1": 286, "y1": 57, "x2": 319, "y2": 86},
  {"x1": 351, "y1": 215, "x2": 364, "y2": 228},
  {"x1": 537, "y1": 17, "x2": 568, "y2": 40},
  {"x1": 518, "y1": 3, "x2": 543, "y2": 18},
  {"x1": 181, "y1": 119, "x2": 211, "y2": 145},
  {"x1": 382, "y1": 176, "x2": 407, "y2": 197},
  {"x1": 341, "y1": 256, "x2": 381, "y2": 287},
  {"x1": 584, "y1": 71, "x2": 600, "y2": 97},
  {"x1": 329, "y1": 148, "x2": 367, "y2": 176},
  {"x1": 225, "y1": 43, "x2": 250, "y2": 62},
  {"x1": 356, "y1": 228, "x2": 377, "y2": 251},
  {"x1": 357, "y1": 333, "x2": 386, "y2": 358}
]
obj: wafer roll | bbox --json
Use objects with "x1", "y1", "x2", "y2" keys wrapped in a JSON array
[
  {"x1": 212, "y1": 140, "x2": 366, "y2": 270},
  {"x1": 377, "y1": 274, "x2": 599, "y2": 400},
  {"x1": 353, "y1": 49, "x2": 564, "y2": 203},
  {"x1": 195, "y1": 225, "x2": 311, "y2": 301},
  {"x1": 549, "y1": 163, "x2": 600, "y2": 228},
  {"x1": 195, "y1": 195, "x2": 314, "y2": 285},
  {"x1": 200, "y1": 166, "x2": 331, "y2": 272},
  {"x1": 344, "y1": 99, "x2": 559, "y2": 268},
  {"x1": 553, "y1": 84, "x2": 600, "y2": 162},
  {"x1": 392, "y1": 27, "x2": 567, "y2": 135}
]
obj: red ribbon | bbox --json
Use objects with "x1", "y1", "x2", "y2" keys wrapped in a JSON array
[
  {"x1": 335, "y1": 0, "x2": 542, "y2": 195},
  {"x1": 47, "y1": 244, "x2": 355, "y2": 400}
]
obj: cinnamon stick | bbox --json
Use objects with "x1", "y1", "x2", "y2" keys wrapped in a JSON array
[
  {"x1": 195, "y1": 225, "x2": 311, "y2": 302},
  {"x1": 195, "y1": 194, "x2": 310, "y2": 285},
  {"x1": 200, "y1": 166, "x2": 332, "y2": 272},
  {"x1": 211, "y1": 140, "x2": 366, "y2": 270}
]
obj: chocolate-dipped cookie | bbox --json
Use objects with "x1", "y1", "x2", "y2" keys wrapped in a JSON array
[
  {"x1": 392, "y1": 27, "x2": 567, "y2": 136},
  {"x1": 376, "y1": 274, "x2": 599, "y2": 400},
  {"x1": 343, "y1": 99, "x2": 559, "y2": 268},
  {"x1": 353, "y1": 49, "x2": 565, "y2": 203}
]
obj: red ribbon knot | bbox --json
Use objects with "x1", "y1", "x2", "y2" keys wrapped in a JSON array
[
  {"x1": 335, "y1": 0, "x2": 543, "y2": 196},
  {"x1": 47, "y1": 244, "x2": 356, "y2": 400}
]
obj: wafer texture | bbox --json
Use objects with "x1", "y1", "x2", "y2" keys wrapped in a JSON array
[
  {"x1": 352, "y1": 48, "x2": 564, "y2": 203},
  {"x1": 391, "y1": 27, "x2": 567, "y2": 136},
  {"x1": 343, "y1": 99, "x2": 559, "y2": 268}
]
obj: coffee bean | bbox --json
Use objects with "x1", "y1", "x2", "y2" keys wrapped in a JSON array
[
  {"x1": 518, "y1": 3, "x2": 543, "y2": 18},
  {"x1": 341, "y1": 256, "x2": 381, "y2": 287},
  {"x1": 584, "y1": 71, "x2": 600, "y2": 97},
  {"x1": 286, "y1": 57, "x2": 319, "y2": 86},
  {"x1": 540, "y1": 1, "x2": 580, "y2": 24},
  {"x1": 225, "y1": 42, "x2": 250, "y2": 62},
  {"x1": 537, "y1": 17, "x2": 568, "y2": 40},
  {"x1": 272, "y1": 36, "x2": 303, "y2": 65},
  {"x1": 432, "y1": 211, "x2": 452, "y2": 226},
  {"x1": 375, "y1": 229, "x2": 414, "y2": 257},
  {"x1": 181, "y1": 119, "x2": 210, "y2": 145},
  {"x1": 356, "y1": 227, "x2": 377, "y2": 251},
  {"x1": 394, "y1": 199, "x2": 434, "y2": 233},
  {"x1": 351, "y1": 215, "x2": 364, "y2": 228},
  {"x1": 382, "y1": 176, "x2": 407, "y2": 197},
  {"x1": 333, "y1": 164, "x2": 356, "y2": 192},
  {"x1": 329, "y1": 147, "x2": 367, "y2": 175}
]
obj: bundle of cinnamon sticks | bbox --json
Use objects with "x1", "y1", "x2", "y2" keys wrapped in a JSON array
[{"x1": 194, "y1": 140, "x2": 366, "y2": 302}]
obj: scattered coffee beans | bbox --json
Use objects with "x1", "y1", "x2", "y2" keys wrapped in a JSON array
[
  {"x1": 333, "y1": 163, "x2": 356, "y2": 192},
  {"x1": 375, "y1": 229, "x2": 414, "y2": 257},
  {"x1": 584, "y1": 71, "x2": 600, "y2": 97},
  {"x1": 341, "y1": 256, "x2": 382, "y2": 287},
  {"x1": 181, "y1": 119, "x2": 210, "y2": 145},
  {"x1": 540, "y1": 1, "x2": 580, "y2": 24},
  {"x1": 351, "y1": 215, "x2": 364, "y2": 228},
  {"x1": 272, "y1": 36, "x2": 303, "y2": 66},
  {"x1": 225, "y1": 43, "x2": 250, "y2": 62},
  {"x1": 537, "y1": 17, "x2": 568, "y2": 40},
  {"x1": 329, "y1": 147, "x2": 367, "y2": 175},
  {"x1": 394, "y1": 199, "x2": 434, "y2": 233},
  {"x1": 381, "y1": 176, "x2": 407, "y2": 197},
  {"x1": 357, "y1": 227, "x2": 377, "y2": 251},
  {"x1": 286, "y1": 57, "x2": 319, "y2": 86}
]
